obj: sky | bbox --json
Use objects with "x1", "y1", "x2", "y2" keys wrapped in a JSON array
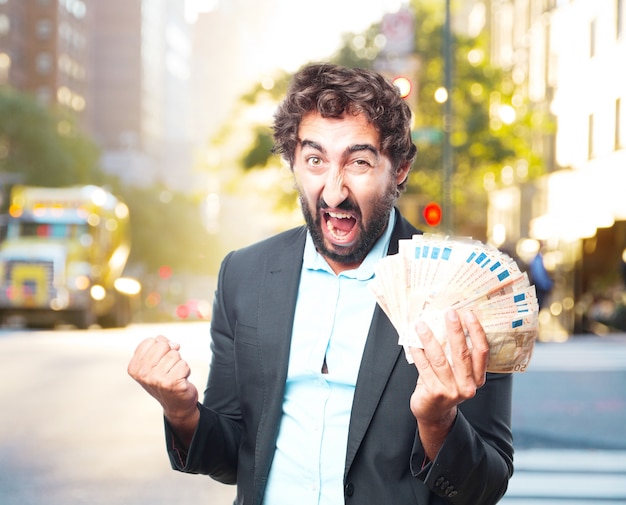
[{"x1": 186, "y1": 0, "x2": 407, "y2": 75}]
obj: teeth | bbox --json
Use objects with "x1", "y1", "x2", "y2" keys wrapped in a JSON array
[
  {"x1": 326, "y1": 220, "x2": 346, "y2": 238},
  {"x1": 327, "y1": 211, "x2": 352, "y2": 219}
]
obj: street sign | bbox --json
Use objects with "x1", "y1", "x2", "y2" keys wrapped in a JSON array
[{"x1": 412, "y1": 127, "x2": 443, "y2": 145}]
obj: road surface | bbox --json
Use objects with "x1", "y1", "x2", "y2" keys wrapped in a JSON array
[{"x1": 1, "y1": 325, "x2": 625, "y2": 504}]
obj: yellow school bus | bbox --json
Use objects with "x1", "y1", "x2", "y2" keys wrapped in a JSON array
[{"x1": 0, "y1": 185, "x2": 140, "y2": 328}]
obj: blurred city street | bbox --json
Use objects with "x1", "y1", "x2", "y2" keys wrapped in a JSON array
[
  {"x1": 0, "y1": 323, "x2": 235, "y2": 505},
  {"x1": 1, "y1": 1, "x2": 626, "y2": 503},
  {"x1": 503, "y1": 335, "x2": 626, "y2": 504},
  {"x1": 0, "y1": 323, "x2": 625, "y2": 504}
]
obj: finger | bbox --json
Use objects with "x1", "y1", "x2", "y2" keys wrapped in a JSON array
[
  {"x1": 154, "y1": 334, "x2": 180, "y2": 351},
  {"x1": 444, "y1": 309, "x2": 473, "y2": 372},
  {"x1": 128, "y1": 337, "x2": 158, "y2": 377},
  {"x1": 131, "y1": 337, "x2": 157, "y2": 363},
  {"x1": 444, "y1": 309, "x2": 483, "y2": 398},
  {"x1": 130, "y1": 335, "x2": 176, "y2": 369},
  {"x1": 130, "y1": 340, "x2": 177, "y2": 384},
  {"x1": 463, "y1": 311, "x2": 489, "y2": 385},
  {"x1": 168, "y1": 358, "x2": 192, "y2": 385},
  {"x1": 146, "y1": 345, "x2": 189, "y2": 382},
  {"x1": 412, "y1": 321, "x2": 454, "y2": 384}
]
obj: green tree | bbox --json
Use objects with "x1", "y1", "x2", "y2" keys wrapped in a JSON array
[
  {"x1": 202, "y1": 1, "x2": 551, "y2": 239},
  {"x1": 0, "y1": 87, "x2": 102, "y2": 187},
  {"x1": 111, "y1": 183, "x2": 217, "y2": 276},
  {"x1": 334, "y1": 1, "x2": 551, "y2": 237}
]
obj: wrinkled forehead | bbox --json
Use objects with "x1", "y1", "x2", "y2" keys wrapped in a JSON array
[{"x1": 297, "y1": 111, "x2": 381, "y2": 149}]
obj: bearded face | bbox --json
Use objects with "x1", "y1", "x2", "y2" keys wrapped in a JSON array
[{"x1": 292, "y1": 112, "x2": 408, "y2": 273}]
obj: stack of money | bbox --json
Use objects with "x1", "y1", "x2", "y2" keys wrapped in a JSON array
[{"x1": 370, "y1": 234, "x2": 538, "y2": 373}]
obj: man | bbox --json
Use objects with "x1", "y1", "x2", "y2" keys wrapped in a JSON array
[{"x1": 128, "y1": 63, "x2": 513, "y2": 505}]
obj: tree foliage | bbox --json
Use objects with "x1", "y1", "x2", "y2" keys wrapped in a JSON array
[
  {"x1": 0, "y1": 87, "x2": 102, "y2": 187},
  {"x1": 105, "y1": 182, "x2": 219, "y2": 276},
  {"x1": 204, "y1": 1, "x2": 552, "y2": 239},
  {"x1": 0, "y1": 87, "x2": 217, "y2": 278},
  {"x1": 333, "y1": 0, "x2": 551, "y2": 236}
]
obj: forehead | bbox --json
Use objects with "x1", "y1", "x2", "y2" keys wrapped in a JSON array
[{"x1": 297, "y1": 111, "x2": 381, "y2": 149}]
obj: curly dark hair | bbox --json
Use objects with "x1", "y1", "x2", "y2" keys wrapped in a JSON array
[{"x1": 272, "y1": 63, "x2": 417, "y2": 191}]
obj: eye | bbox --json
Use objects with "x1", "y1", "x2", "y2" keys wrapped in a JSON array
[
  {"x1": 347, "y1": 158, "x2": 373, "y2": 173},
  {"x1": 307, "y1": 156, "x2": 323, "y2": 167}
]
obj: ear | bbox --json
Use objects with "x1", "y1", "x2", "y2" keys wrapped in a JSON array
[{"x1": 396, "y1": 162, "x2": 411, "y2": 186}]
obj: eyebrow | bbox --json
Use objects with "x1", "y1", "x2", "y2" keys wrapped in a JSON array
[
  {"x1": 299, "y1": 139, "x2": 380, "y2": 159},
  {"x1": 348, "y1": 144, "x2": 380, "y2": 158}
]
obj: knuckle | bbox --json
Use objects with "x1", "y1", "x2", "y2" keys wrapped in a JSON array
[
  {"x1": 431, "y1": 354, "x2": 448, "y2": 368},
  {"x1": 462, "y1": 384, "x2": 478, "y2": 398},
  {"x1": 454, "y1": 346, "x2": 473, "y2": 361}
]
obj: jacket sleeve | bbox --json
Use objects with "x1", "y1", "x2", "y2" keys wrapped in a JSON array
[
  {"x1": 411, "y1": 372, "x2": 514, "y2": 504},
  {"x1": 164, "y1": 250, "x2": 244, "y2": 484}
]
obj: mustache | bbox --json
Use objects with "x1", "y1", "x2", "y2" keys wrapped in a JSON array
[{"x1": 318, "y1": 197, "x2": 359, "y2": 214}]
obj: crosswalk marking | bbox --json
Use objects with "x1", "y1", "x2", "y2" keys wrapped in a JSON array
[{"x1": 501, "y1": 449, "x2": 626, "y2": 504}]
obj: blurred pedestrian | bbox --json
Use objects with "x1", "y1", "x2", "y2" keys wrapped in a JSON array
[
  {"x1": 621, "y1": 248, "x2": 626, "y2": 287},
  {"x1": 529, "y1": 247, "x2": 554, "y2": 310},
  {"x1": 128, "y1": 63, "x2": 513, "y2": 505}
]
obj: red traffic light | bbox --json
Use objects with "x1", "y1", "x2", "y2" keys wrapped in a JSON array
[
  {"x1": 158, "y1": 265, "x2": 172, "y2": 279},
  {"x1": 423, "y1": 202, "x2": 442, "y2": 226}
]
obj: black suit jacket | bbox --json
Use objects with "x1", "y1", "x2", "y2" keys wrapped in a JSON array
[{"x1": 166, "y1": 210, "x2": 514, "y2": 505}]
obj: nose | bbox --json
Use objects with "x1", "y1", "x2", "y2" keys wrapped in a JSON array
[{"x1": 322, "y1": 165, "x2": 348, "y2": 208}]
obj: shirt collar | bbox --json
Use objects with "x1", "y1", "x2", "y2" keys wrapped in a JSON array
[{"x1": 303, "y1": 209, "x2": 397, "y2": 280}]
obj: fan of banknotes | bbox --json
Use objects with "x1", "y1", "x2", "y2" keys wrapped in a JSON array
[{"x1": 369, "y1": 234, "x2": 538, "y2": 373}]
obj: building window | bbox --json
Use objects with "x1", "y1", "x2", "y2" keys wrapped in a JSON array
[
  {"x1": 617, "y1": 98, "x2": 623, "y2": 150},
  {"x1": 0, "y1": 52, "x2": 10, "y2": 84},
  {"x1": 590, "y1": 19, "x2": 596, "y2": 58},
  {"x1": 36, "y1": 19, "x2": 53, "y2": 40},
  {"x1": 0, "y1": 14, "x2": 9, "y2": 36},
  {"x1": 588, "y1": 113, "x2": 595, "y2": 159},
  {"x1": 35, "y1": 52, "x2": 52, "y2": 74},
  {"x1": 37, "y1": 86, "x2": 52, "y2": 106}
]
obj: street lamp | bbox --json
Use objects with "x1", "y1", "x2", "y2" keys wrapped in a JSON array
[{"x1": 442, "y1": 0, "x2": 453, "y2": 233}]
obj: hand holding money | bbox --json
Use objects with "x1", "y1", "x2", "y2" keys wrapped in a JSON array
[
  {"x1": 407, "y1": 308, "x2": 489, "y2": 460},
  {"x1": 370, "y1": 234, "x2": 538, "y2": 373}
]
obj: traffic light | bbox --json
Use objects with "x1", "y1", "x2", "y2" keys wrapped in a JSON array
[
  {"x1": 158, "y1": 265, "x2": 172, "y2": 279},
  {"x1": 392, "y1": 76, "x2": 412, "y2": 99},
  {"x1": 423, "y1": 202, "x2": 442, "y2": 227}
]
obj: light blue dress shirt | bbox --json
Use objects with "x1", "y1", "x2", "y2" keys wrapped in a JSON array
[{"x1": 263, "y1": 211, "x2": 396, "y2": 505}]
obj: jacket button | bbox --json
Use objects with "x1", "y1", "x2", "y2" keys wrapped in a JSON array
[
  {"x1": 345, "y1": 483, "x2": 354, "y2": 497},
  {"x1": 435, "y1": 477, "x2": 444, "y2": 486},
  {"x1": 445, "y1": 486, "x2": 455, "y2": 495}
]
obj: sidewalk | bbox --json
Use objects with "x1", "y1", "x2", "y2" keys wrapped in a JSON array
[{"x1": 528, "y1": 332, "x2": 626, "y2": 371}]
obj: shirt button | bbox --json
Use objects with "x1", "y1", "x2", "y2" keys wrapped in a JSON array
[{"x1": 345, "y1": 482, "x2": 354, "y2": 497}]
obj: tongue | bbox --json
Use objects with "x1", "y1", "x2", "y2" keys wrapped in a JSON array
[{"x1": 329, "y1": 216, "x2": 355, "y2": 233}]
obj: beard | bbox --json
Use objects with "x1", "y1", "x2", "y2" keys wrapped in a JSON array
[{"x1": 299, "y1": 182, "x2": 398, "y2": 267}]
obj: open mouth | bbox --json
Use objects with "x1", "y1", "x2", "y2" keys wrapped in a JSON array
[{"x1": 323, "y1": 210, "x2": 358, "y2": 245}]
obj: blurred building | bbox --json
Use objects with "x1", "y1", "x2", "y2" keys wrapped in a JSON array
[
  {"x1": 190, "y1": 5, "x2": 243, "y2": 145},
  {"x1": 487, "y1": 0, "x2": 626, "y2": 338},
  {"x1": 0, "y1": 0, "x2": 200, "y2": 192},
  {"x1": 91, "y1": 0, "x2": 197, "y2": 191},
  {"x1": 0, "y1": 0, "x2": 91, "y2": 127}
]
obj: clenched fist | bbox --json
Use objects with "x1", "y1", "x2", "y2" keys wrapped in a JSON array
[{"x1": 128, "y1": 335, "x2": 200, "y2": 445}]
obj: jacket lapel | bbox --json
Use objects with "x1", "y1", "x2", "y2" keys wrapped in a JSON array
[
  {"x1": 345, "y1": 211, "x2": 420, "y2": 473},
  {"x1": 253, "y1": 227, "x2": 306, "y2": 501}
]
